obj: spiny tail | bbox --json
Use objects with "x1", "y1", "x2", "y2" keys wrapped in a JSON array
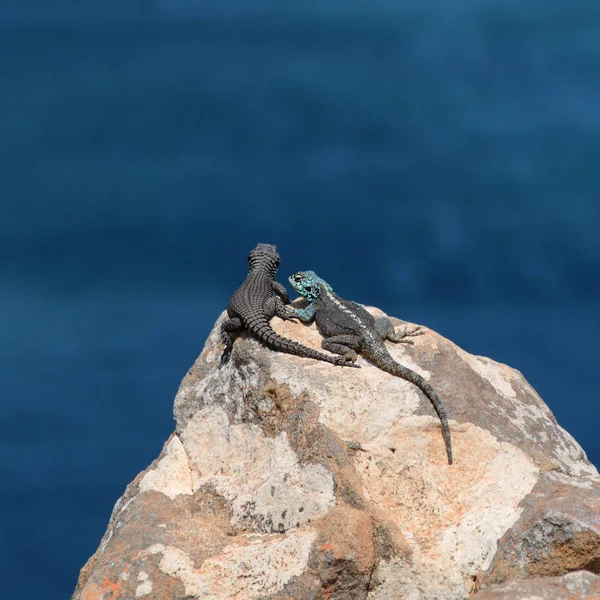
[
  {"x1": 372, "y1": 345, "x2": 452, "y2": 464},
  {"x1": 248, "y1": 317, "x2": 359, "y2": 368}
]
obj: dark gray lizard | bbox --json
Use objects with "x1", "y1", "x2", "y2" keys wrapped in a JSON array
[
  {"x1": 288, "y1": 270, "x2": 453, "y2": 464},
  {"x1": 220, "y1": 244, "x2": 359, "y2": 368}
]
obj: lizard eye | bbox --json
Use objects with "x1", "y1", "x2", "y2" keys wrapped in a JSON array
[{"x1": 294, "y1": 275, "x2": 303, "y2": 282}]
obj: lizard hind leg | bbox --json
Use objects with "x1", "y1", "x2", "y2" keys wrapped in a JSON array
[
  {"x1": 220, "y1": 317, "x2": 243, "y2": 363},
  {"x1": 376, "y1": 318, "x2": 423, "y2": 344},
  {"x1": 271, "y1": 281, "x2": 291, "y2": 304},
  {"x1": 321, "y1": 334, "x2": 362, "y2": 363}
]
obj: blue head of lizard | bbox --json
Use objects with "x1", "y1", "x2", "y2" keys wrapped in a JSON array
[{"x1": 288, "y1": 270, "x2": 330, "y2": 303}]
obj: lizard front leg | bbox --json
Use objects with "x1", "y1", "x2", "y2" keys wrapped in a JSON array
[
  {"x1": 290, "y1": 302, "x2": 317, "y2": 323},
  {"x1": 264, "y1": 296, "x2": 298, "y2": 322},
  {"x1": 271, "y1": 281, "x2": 291, "y2": 305},
  {"x1": 321, "y1": 334, "x2": 362, "y2": 363}
]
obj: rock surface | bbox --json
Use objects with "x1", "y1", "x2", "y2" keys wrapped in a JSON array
[
  {"x1": 470, "y1": 570, "x2": 600, "y2": 599},
  {"x1": 72, "y1": 307, "x2": 600, "y2": 600}
]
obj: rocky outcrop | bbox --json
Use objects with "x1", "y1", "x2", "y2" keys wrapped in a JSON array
[
  {"x1": 72, "y1": 307, "x2": 600, "y2": 600},
  {"x1": 476, "y1": 472, "x2": 600, "y2": 588}
]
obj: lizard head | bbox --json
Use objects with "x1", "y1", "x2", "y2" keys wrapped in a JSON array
[
  {"x1": 288, "y1": 270, "x2": 325, "y2": 303},
  {"x1": 248, "y1": 243, "x2": 280, "y2": 275}
]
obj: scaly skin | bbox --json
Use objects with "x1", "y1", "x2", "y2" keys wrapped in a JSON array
[
  {"x1": 289, "y1": 270, "x2": 453, "y2": 464},
  {"x1": 220, "y1": 244, "x2": 359, "y2": 368}
]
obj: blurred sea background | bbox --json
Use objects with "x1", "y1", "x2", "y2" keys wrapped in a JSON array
[{"x1": 1, "y1": 1, "x2": 599, "y2": 598}]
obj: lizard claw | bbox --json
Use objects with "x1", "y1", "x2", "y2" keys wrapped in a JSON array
[
  {"x1": 341, "y1": 360, "x2": 361, "y2": 368},
  {"x1": 281, "y1": 311, "x2": 299, "y2": 323},
  {"x1": 390, "y1": 325, "x2": 424, "y2": 344},
  {"x1": 407, "y1": 326, "x2": 424, "y2": 337},
  {"x1": 220, "y1": 347, "x2": 232, "y2": 366},
  {"x1": 340, "y1": 351, "x2": 359, "y2": 367},
  {"x1": 333, "y1": 352, "x2": 360, "y2": 367}
]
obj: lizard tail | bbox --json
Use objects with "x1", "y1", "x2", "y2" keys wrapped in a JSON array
[
  {"x1": 373, "y1": 348, "x2": 453, "y2": 464},
  {"x1": 247, "y1": 318, "x2": 359, "y2": 368}
]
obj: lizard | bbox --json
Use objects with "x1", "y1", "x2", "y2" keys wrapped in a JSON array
[
  {"x1": 288, "y1": 270, "x2": 453, "y2": 464},
  {"x1": 220, "y1": 243, "x2": 359, "y2": 368}
]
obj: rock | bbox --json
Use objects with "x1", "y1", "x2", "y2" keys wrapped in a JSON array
[
  {"x1": 476, "y1": 471, "x2": 600, "y2": 589},
  {"x1": 72, "y1": 308, "x2": 600, "y2": 600},
  {"x1": 470, "y1": 570, "x2": 600, "y2": 599}
]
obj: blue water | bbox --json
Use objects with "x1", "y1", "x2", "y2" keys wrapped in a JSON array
[{"x1": 1, "y1": 3, "x2": 599, "y2": 599}]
